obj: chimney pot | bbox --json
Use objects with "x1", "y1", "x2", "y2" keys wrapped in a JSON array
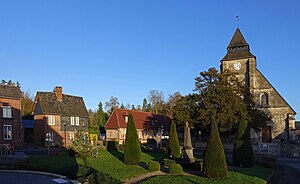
[{"x1": 54, "y1": 86, "x2": 63, "y2": 102}]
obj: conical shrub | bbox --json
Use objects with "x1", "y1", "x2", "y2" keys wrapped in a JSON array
[
  {"x1": 233, "y1": 115, "x2": 254, "y2": 167},
  {"x1": 203, "y1": 116, "x2": 228, "y2": 179},
  {"x1": 124, "y1": 113, "x2": 141, "y2": 165},
  {"x1": 168, "y1": 121, "x2": 181, "y2": 159}
]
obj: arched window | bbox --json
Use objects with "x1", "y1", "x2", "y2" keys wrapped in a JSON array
[{"x1": 261, "y1": 93, "x2": 269, "y2": 106}]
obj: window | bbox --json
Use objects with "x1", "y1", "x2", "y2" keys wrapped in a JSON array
[
  {"x1": 125, "y1": 116, "x2": 128, "y2": 123},
  {"x1": 69, "y1": 132, "x2": 75, "y2": 141},
  {"x1": 3, "y1": 125, "x2": 12, "y2": 140},
  {"x1": 48, "y1": 115, "x2": 55, "y2": 125},
  {"x1": 45, "y1": 132, "x2": 53, "y2": 142},
  {"x1": 71, "y1": 116, "x2": 75, "y2": 125},
  {"x1": 261, "y1": 93, "x2": 269, "y2": 106},
  {"x1": 2, "y1": 106, "x2": 12, "y2": 118},
  {"x1": 75, "y1": 117, "x2": 80, "y2": 126}
]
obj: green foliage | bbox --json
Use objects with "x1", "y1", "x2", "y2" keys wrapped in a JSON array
[
  {"x1": 168, "y1": 121, "x2": 181, "y2": 159},
  {"x1": 169, "y1": 163, "x2": 183, "y2": 175},
  {"x1": 148, "y1": 161, "x2": 160, "y2": 171},
  {"x1": 164, "y1": 158, "x2": 176, "y2": 168},
  {"x1": 70, "y1": 130, "x2": 92, "y2": 158},
  {"x1": 195, "y1": 68, "x2": 247, "y2": 133},
  {"x1": 203, "y1": 116, "x2": 228, "y2": 179},
  {"x1": 233, "y1": 115, "x2": 254, "y2": 167},
  {"x1": 87, "y1": 170, "x2": 122, "y2": 184},
  {"x1": 89, "y1": 126, "x2": 100, "y2": 135},
  {"x1": 107, "y1": 141, "x2": 119, "y2": 151},
  {"x1": 124, "y1": 113, "x2": 142, "y2": 165}
]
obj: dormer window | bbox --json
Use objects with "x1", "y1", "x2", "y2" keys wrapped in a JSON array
[
  {"x1": 261, "y1": 93, "x2": 269, "y2": 107},
  {"x1": 2, "y1": 106, "x2": 12, "y2": 118}
]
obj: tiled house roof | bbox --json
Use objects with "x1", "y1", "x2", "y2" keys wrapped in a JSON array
[
  {"x1": 105, "y1": 108, "x2": 171, "y2": 130},
  {"x1": 35, "y1": 91, "x2": 88, "y2": 117},
  {"x1": 0, "y1": 85, "x2": 21, "y2": 99}
]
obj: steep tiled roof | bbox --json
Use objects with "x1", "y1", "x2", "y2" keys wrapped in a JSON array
[
  {"x1": 105, "y1": 108, "x2": 171, "y2": 130},
  {"x1": 0, "y1": 85, "x2": 21, "y2": 99},
  {"x1": 35, "y1": 92, "x2": 88, "y2": 117},
  {"x1": 222, "y1": 28, "x2": 256, "y2": 61}
]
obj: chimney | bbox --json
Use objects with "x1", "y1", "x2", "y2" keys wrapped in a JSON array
[{"x1": 54, "y1": 86, "x2": 63, "y2": 102}]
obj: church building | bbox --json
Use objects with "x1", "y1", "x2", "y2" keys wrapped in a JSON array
[{"x1": 220, "y1": 28, "x2": 296, "y2": 142}]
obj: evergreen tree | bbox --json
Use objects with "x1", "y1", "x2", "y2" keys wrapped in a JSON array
[
  {"x1": 168, "y1": 121, "x2": 181, "y2": 158},
  {"x1": 142, "y1": 98, "x2": 148, "y2": 112},
  {"x1": 232, "y1": 114, "x2": 254, "y2": 167},
  {"x1": 203, "y1": 115, "x2": 228, "y2": 179},
  {"x1": 124, "y1": 113, "x2": 141, "y2": 165},
  {"x1": 70, "y1": 130, "x2": 92, "y2": 158}
]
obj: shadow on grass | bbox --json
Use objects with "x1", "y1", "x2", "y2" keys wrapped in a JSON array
[
  {"x1": 144, "y1": 151, "x2": 167, "y2": 163},
  {"x1": 230, "y1": 165, "x2": 273, "y2": 181},
  {"x1": 107, "y1": 150, "x2": 124, "y2": 162}
]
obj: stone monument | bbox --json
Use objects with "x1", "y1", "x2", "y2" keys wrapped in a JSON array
[{"x1": 183, "y1": 122, "x2": 195, "y2": 163}]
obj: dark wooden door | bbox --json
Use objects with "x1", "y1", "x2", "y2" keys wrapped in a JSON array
[{"x1": 262, "y1": 126, "x2": 271, "y2": 143}]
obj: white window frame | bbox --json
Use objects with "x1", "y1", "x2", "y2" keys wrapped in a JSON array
[
  {"x1": 48, "y1": 115, "x2": 55, "y2": 125},
  {"x1": 45, "y1": 132, "x2": 53, "y2": 142},
  {"x1": 2, "y1": 106, "x2": 12, "y2": 118},
  {"x1": 69, "y1": 132, "x2": 75, "y2": 141},
  {"x1": 71, "y1": 116, "x2": 75, "y2": 125},
  {"x1": 3, "y1": 125, "x2": 12, "y2": 140},
  {"x1": 75, "y1": 117, "x2": 80, "y2": 126}
]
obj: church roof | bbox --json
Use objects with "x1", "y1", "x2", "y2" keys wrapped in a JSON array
[{"x1": 222, "y1": 28, "x2": 255, "y2": 61}]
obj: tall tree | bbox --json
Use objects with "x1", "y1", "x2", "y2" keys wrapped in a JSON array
[
  {"x1": 142, "y1": 98, "x2": 148, "y2": 112},
  {"x1": 194, "y1": 68, "x2": 247, "y2": 133},
  {"x1": 95, "y1": 102, "x2": 106, "y2": 127},
  {"x1": 105, "y1": 96, "x2": 120, "y2": 115},
  {"x1": 166, "y1": 92, "x2": 181, "y2": 117},
  {"x1": 148, "y1": 90, "x2": 165, "y2": 114},
  {"x1": 124, "y1": 113, "x2": 141, "y2": 165},
  {"x1": 21, "y1": 90, "x2": 34, "y2": 116}
]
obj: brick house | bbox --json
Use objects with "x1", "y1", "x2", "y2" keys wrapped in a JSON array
[
  {"x1": 105, "y1": 108, "x2": 171, "y2": 144},
  {"x1": 0, "y1": 85, "x2": 23, "y2": 148},
  {"x1": 32, "y1": 86, "x2": 88, "y2": 147}
]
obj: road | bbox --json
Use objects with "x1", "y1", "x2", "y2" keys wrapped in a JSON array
[
  {"x1": 268, "y1": 158, "x2": 300, "y2": 184},
  {"x1": 0, "y1": 172, "x2": 71, "y2": 184}
]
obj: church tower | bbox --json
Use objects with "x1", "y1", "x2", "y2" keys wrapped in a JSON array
[{"x1": 221, "y1": 28, "x2": 296, "y2": 141}]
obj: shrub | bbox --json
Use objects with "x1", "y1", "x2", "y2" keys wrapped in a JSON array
[
  {"x1": 124, "y1": 113, "x2": 142, "y2": 165},
  {"x1": 203, "y1": 116, "x2": 228, "y2": 179},
  {"x1": 168, "y1": 121, "x2": 181, "y2": 159},
  {"x1": 70, "y1": 130, "x2": 92, "y2": 158},
  {"x1": 87, "y1": 170, "x2": 122, "y2": 184},
  {"x1": 233, "y1": 116, "x2": 254, "y2": 167},
  {"x1": 148, "y1": 161, "x2": 160, "y2": 171},
  {"x1": 107, "y1": 141, "x2": 118, "y2": 151},
  {"x1": 76, "y1": 165, "x2": 91, "y2": 183},
  {"x1": 169, "y1": 163, "x2": 183, "y2": 175},
  {"x1": 164, "y1": 158, "x2": 176, "y2": 168}
]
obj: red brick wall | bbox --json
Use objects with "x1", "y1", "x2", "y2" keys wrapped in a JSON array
[{"x1": 0, "y1": 97, "x2": 23, "y2": 148}]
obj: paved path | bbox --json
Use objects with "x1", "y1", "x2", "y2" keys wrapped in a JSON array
[
  {"x1": 0, "y1": 171, "x2": 72, "y2": 184},
  {"x1": 268, "y1": 158, "x2": 300, "y2": 184}
]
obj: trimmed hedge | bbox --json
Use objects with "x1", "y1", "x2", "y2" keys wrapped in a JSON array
[
  {"x1": 168, "y1": 121, "x2": 181, "y2": 159},
  {"x1": 203, "y1": 116, "x2": 228, "y2": 179},
  {"x1": 148, "y1": 161, "x2": 160, "y2": 171},
  {"x1": 124, "y1": 113, "x2": 142, "y2": 165},
  {"x1": 164, "y1": 158, "x2": 176, "y2": 168},
  {"x1": 169, "y1": 163, "x2": 183, "y2": 175}
]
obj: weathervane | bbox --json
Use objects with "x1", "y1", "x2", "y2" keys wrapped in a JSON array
[{"x1": 236, "y1": 14, "x2": 239, "y2": 28}]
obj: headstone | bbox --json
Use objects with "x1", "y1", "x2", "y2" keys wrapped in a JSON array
[{"x1": 183, "y1": 122, "x2": 195, "y2": 163}]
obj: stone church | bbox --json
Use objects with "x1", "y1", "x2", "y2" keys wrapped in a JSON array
[{"x1": 220, "y1": 28, "x2": 296, "y2": 142}]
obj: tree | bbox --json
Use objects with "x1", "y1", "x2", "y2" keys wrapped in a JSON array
[
  {"x1": 142, "y1": 98, "x2": 148, "y2": 112},
  {"x1": 203, "y1": 115, "x2": 228, "y2": 179},
  {"x1": 232, "y1": 114, "x2": 254, "y2": 167},
  {"x1": 147, "y1": 90, "x2": 165, "y2": 114},
  {"x1": 168, "y1": 121, "x2": 181, "y2": 159},
  {"x1": 21, "y1": 90, "x2": 34, "y2": 116},
  {"x1": 195, "y1": 68, "x2": 247, "y2": 133},
  {"x1": 131, "y1": 105, "x2": 136, "y2": 110},
  {"x1": 105, "y1": 96, "x2": 120, "y2": 115},
  {"x1": 136, "y1": 105, "x2": 141, "y2": 111},
  {"x1": 95, "y1": 102, "x2": 106, "y2": 127},
  {"x1": 166, "y1": 92, "x2": 181, "y2": 117},
  {"x1": 124, "y1": 113, "x2": 141, "y2": 165},
  {"x1": 70, "y1": 130, "x2": 92, "y2": 158}
]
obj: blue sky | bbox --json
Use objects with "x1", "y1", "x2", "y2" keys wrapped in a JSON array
[{"x1": 1, "y1": 1, "x2": 299, "y2": 118}]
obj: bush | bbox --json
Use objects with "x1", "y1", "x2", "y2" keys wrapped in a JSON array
[
  {"x1": 169, "y1": 163, "x2": 183, "y2": 175},
  {"x1": 87, "y1": 170, "x2": 122, "y2": 184},
  {"x1": 164, "y1": 158, "x2": 176, "y2": 168},
  {"x1": 233, "y1": 116, "x2": 254, "y2": 167},
  {"x1": 70, "y1": 130, "x2": 92, "y2": 158},
  {"x1": 76, "y1": 165, "x2": 91, "y2": 183},
  {"x1": 148, "y1": 161, "x2": 160, "y2": 171},
  {"x1": 107, "y1": 141, "x2": 118, "y2": 151},
  {"x1": 124, "y1": 113, "x2": 142, "y2": 165},
  {"x1": 203, "y1": 116, "x2": 228, "y2": 179},
  {"x1": 168, "y1": 121, "x2": 181, "y2": 159}
]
